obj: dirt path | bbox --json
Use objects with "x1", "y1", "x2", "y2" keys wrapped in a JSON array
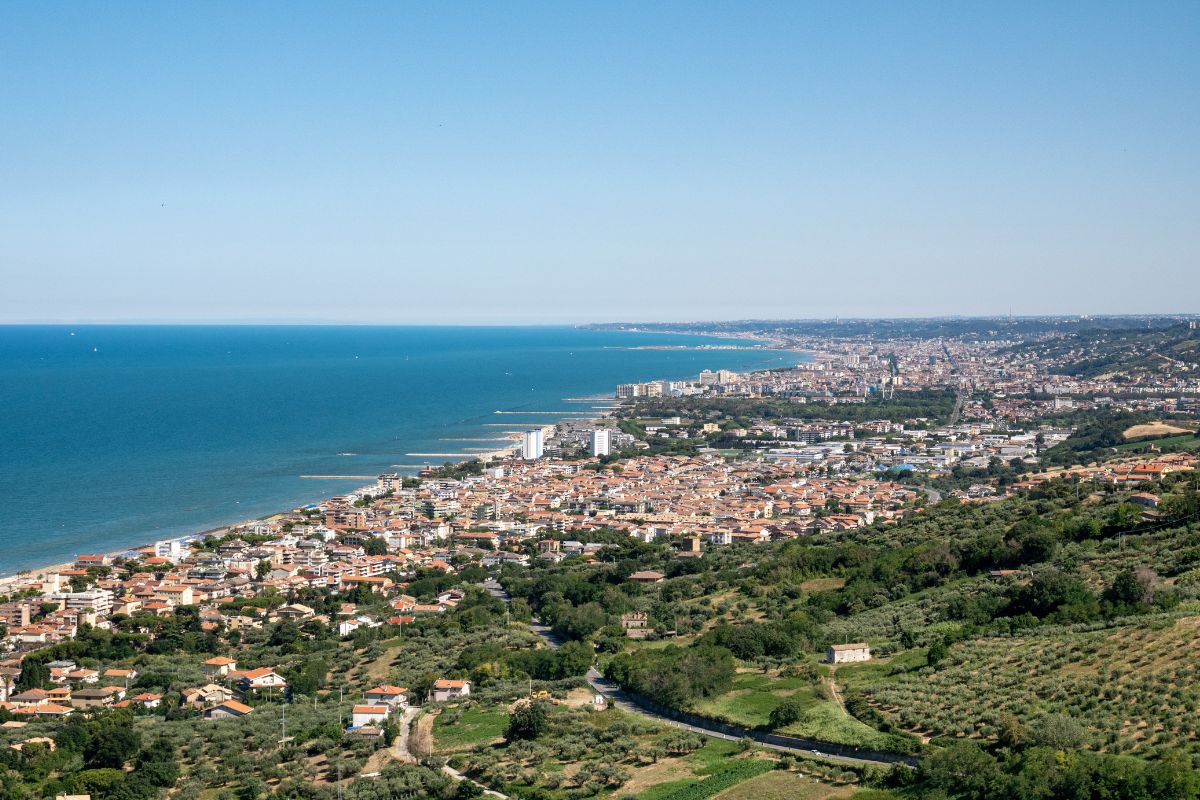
[
  {"x1": 411, "y1": 710, "x2": 435, "y2": 761},
  {"x1": 441, "y1": 763, "x2": 509, "y2": 799},
  {"x1": 394, "y1": 705, "x2": 419, "y2": 763},
  {"x1": 827, "y1": 669, "x2": 848, "y2": 716}
]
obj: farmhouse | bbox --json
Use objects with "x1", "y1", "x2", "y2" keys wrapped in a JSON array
[
  {"x1": 431, "y1": 679, "x2": 471, "y2": 702},
  {"x1": 620, "y1": 612, "x2": 649, "y2": 639},
  {"x1": 232, "y1": 667, "x2": 287, "y2": 692},
  {"x1": 202, "y1": 656, "x2": 238, "y2": 678},
  {"x1": 827, "y1": 642, "x2": 871, "y2": 664},
  {"x1": 351, "y1": 705, "x2": 389, "y2": 728},
  {"x1": 364, "y1": 685, "x2": 408, "y2": 709},
  {"x1": 204, "y1": 699, "x2": 254, "y2": 719}
]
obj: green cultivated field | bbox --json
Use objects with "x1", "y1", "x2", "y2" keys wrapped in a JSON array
[
  {"x1": 859, "y1": 617, "x2": 1200, "y2": 757},
  {"x1": 692, "y1": 670, "x2": 817, "y2": 728},
  {"x1": 432, "y1": 705, "x2": 508, "y2": 750}
]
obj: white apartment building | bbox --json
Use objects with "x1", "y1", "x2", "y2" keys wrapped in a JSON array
[
  {"x1": 47, "y1": 588, "x2": 114, "y2": 616},
  {"x1": 522, "y1": 429, "x2": 544, "y2": 460},
  {"x1": 154, "y1": 539, "x2": 185, "y2": 561},
  {"x1": 590, "y1": 429, "x2": 611, "y2": 457}
]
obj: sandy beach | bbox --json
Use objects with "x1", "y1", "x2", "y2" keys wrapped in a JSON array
[{"x1": 0, "y1": 410, "x2": 607, "y2": 588}]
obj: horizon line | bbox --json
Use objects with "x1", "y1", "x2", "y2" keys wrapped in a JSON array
[{"x1": 1, "y1": 312, "x2": 1199, "y2": 327}]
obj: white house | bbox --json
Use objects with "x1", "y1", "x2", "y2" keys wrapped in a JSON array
[
  {"x1": 233, "y1": 668, "x2": 287, "y2": 692},
  {"x1": 202, "y1": 656, "x2": 238, "y2": 678},
  {"x1": 431, "y1": 679, "x2": 470, "y2": 702},
  {"x1": 364, "y1": 685, "x2": 408, "y2": 709},
  {"x1": 351, "y1": 705, "x2": 390, "y2": 728},
  {"x1": 827, "y1": 643, "x2": 871, "y2": 664}
]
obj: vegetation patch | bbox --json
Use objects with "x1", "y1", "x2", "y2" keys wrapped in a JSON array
[{"x1": 431, "y1": 705, "x2": 509, "y2": 751}]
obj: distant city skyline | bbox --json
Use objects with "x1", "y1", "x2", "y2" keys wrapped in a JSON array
[{"x1": 2, "y1": 3, "x2": 1198, "y2": 323}]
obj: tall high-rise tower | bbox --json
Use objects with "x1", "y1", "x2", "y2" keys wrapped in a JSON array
[{"x1": 521, "y1": 429, "x2": 544, "y2": 460}]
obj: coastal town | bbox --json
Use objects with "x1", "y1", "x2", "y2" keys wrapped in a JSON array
[
  {"x1": 2, "y1": 320, "x2": 1200, "y2": 800},
  {"x1": 5, "y1": 322, "x2": 1199, "y2": 674}
]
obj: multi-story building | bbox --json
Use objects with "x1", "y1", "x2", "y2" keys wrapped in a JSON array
[
  {"x1": 522, "y1": 430, "x2": 544, "y2": 460},
  {"x1": 46, "y1": 589, "x2": 114, "y2": 617}
]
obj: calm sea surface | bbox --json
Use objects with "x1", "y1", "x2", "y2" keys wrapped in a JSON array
[{"x1": 0, "y1": 326, "x2": 804, "y2": 574}]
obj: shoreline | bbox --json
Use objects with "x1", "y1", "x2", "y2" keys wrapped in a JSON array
[{"x1": 0, "y1": 345, "x2": 808, "y2": 587}]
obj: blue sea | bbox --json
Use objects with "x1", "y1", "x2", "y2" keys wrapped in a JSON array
[{"x1": 0, "y1": 326, "x2": 803, "y2": 575}]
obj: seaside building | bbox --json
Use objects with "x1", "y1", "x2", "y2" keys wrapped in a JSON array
[
  {"x1": 46, "y1": 589, "x2": 113, "y2": 617},
  {"x1": 590, "y1": 429, "x2": 611, "y2": 457},
  {"x1": 521, "y1": 430, "x2": 544, "y2": 460},
  {"x1": 615, "y1": 382, "x2": 662, "y2": 399},
  {"x1": 154, "y1": 540, "x2": 185, "y2": 561},
  {"x1": 699, "y1": 369, "x2": 737, "y2": 386}
]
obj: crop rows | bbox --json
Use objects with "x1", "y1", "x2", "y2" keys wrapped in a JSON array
[{"x1": 863, "y1": 618, "x2": 1200, "y2": 757}]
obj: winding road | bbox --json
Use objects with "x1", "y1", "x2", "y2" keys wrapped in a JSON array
[{"x1": 480, "y1": 581, "x2": 916, "y2": 767}]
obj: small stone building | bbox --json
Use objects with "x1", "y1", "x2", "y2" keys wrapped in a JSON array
[
  {"x1": 826, "y1": 642, "x2": 871, "y2": 664},
  {"x1": 620, "y1": 612, "x2": 649, "y2": 639}
]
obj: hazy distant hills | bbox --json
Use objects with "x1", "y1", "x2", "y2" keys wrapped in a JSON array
[
  {"x1": 1005, "y1": 324, "x2": 1200, "y2": 378},
  {"x1": 588, "y1": 316, "x2": 1195, "y2": 343}
]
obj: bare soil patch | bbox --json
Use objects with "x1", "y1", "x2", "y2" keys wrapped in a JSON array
[{"x1": 1124, "y1": 422, "x2": 1193, "y2": 440}]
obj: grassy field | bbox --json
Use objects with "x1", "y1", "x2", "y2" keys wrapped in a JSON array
[
  {"x1": 637, "y1": 753, "x2": 774, "y2": 800},
  {"x1": 692, "y1": 669, "x2": 818, "y2": 728},
  {"x1": 1115, "y1": 432, "x2": 1200, "y2": 451},
  {"x1": 635, "y1": 740, "x2": 748, "y2": 800},
  {"x1": 859, "y1": 616, "x2": 1200, "y2": 757},
  {"x1": 431, "y1": 705, "x2": 508, "y2": 751},
  {"x1": 687, "y1": 663, "x2": 905, "y2": 750},
  {"x1": 776, "y1": 702, "x2": 900, "y2": 750},
  {"x1": 835, "y1": 650, "x2": 929, "y2": 694},
  {"x1": 711, "y1": 770, "x2": 859, "y2": 800}
]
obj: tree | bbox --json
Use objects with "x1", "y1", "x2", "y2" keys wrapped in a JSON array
[
  {"x1": 362, "y1": 536, "x2": 388, "y2": 556},
  {"x1": 87, "y1": 723, "x2": 142, "y2": 769},
  {"x1": 455, "y1": 781, "x2": 484, "y2": 799},
  {"x1": 255, "y1": 559, "x2": 271, "y2": 580},
  {"x1": 505, "y1": 700, "x2": 549, "y2": 741},
  {"x1": 927, "y1": 637, "x2": 949, "y2": 668},
  {"x1": 768, "y1": 697, "x2": 806, "y2": 729},
  {"x1": 918, "y1": 742, "x2": 1008, "y2": 800},
  {"x1": 554, "y1": 640, "x2": 593, "y2": 678},
  {"x1": 996, "y1": 713, "x2": 1026, "y2": 750},
  {"x1": 1028, "y1": 713, "x2": 1089, "y2": 750},
  {"x1": 17, "y1": 659, "x2": 49, "y2": 690},
  {"x1": 508, "y1": 598, "x2": 532, "y2": 624},
  {"x1": 237, "y1": 777, "x2": 266, "y2": 800},
  {"x1": 1102, "y1": 565, "x2": 1155, "y2": 614}
]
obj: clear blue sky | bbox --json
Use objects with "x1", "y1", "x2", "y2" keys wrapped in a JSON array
[{"x1": 1, "y1": 2, "x2": 1197, "y2": 323}]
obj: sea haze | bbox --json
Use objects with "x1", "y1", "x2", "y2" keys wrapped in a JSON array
[{"x1": 0, "y1": 325, "x2": 804, "y2": 574}]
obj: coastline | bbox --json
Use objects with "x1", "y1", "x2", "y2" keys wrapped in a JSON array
[{"x1": 0, "y1": 342, "x2": 807, "y2": 587}]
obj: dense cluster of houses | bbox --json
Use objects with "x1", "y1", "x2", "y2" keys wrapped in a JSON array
[{"x1": 0, "y1": 660, "x2": 157, "y2": 716}]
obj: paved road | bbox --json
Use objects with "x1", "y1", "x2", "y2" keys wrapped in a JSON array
[
  {"x1": 393, "y1": 706, "x2": 419, "y2": 764},
  {"x1": 528, "y1": 619, "x2": 910, "y2": 767}
]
